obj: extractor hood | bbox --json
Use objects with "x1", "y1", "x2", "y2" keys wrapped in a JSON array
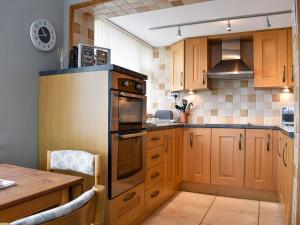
[{"x1": 207, "y1": 40, "x2": 253, "y2": 80}]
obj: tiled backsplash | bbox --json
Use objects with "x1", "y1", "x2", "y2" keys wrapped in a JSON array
[
  {"x1": 149, "y1": 47, "x2": 294, "y2": 126},
  {"x1": 73, "y1": 10, "x2": 95, "y2": 46}
]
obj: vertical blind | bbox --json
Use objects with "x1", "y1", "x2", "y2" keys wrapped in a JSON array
[{"x1": 94, "y1": 19, "x2": 153, "y2": 76}]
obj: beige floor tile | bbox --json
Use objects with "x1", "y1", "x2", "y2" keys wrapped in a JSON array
[
  {"x1": 202, "y1": 196, "x2": 259, "y2": 225},
  {"x1": 259, "y1": 201, "x2": 284, "y2": 225}
]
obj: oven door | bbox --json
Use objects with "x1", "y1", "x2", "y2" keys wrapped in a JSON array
[
  {"x1": 110, "y1": 131, "x2": 146, "y2": 199},
  {"x1": 111, "y1": 90, "x2": 146, "y2": 132}
]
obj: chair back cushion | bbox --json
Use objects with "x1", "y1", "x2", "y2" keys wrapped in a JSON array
[
  {"x1": 50, "y1": 150, "x2": 95, "y2": 176},
  {"x1": 11, "y1": 189, "x2": 95, "y2": 225}
]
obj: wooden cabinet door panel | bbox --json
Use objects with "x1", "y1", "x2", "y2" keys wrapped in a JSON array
[
  {"x1": 287, "y1": 28, "x2": 294, "y2": 87},
  {"x1": 170, "y1": 41, "x2": 184, "y2": 92},
  {"x1": 185, "y1": 37, "x2": 208, "y2": 90},
  {"x1": 254, "y1": 29, "x2": 288, "y2": 88},
  {"x1": 164, "y1": 129, "x2": 176, "y2": 194},
  {"x1": 183, "y1": 128, "x2": 211, "y2": 184},
  {"x1": 174, "y1": 128, "x2": 183, "y2": 185},
  {"x1": 245, "y1": 129, "x2": 273, "y2": 190},
  {"x1": 211, "y1": 129, "x2": 245, "y2": 187}
]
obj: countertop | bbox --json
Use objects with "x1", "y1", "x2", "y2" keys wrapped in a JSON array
[
  {"x1": 146, "y1": 123, "x2": 295, "y2": 139},
  {"x1": 39, "y1": 64, "x2": 148, "y2": 80}
]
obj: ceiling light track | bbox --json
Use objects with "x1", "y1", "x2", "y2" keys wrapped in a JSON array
[{"x1": 149, "y1": 10, "x2": 291, "y2": 30}]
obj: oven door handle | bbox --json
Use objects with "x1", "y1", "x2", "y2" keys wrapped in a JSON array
[
  {"x1": 113, "y1": 91, "x2": 146, "y2": 100},
  {"x1": 118, "y1": 132, "x2": 147, "y2": 139}
]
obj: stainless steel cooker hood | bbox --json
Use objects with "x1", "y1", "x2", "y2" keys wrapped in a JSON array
[{"x1": 207, "y1": 40, "x2": 253, "y2": 80}]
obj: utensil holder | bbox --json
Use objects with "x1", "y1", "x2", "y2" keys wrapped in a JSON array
[{"x1": 179, "y1": 112, "x2": 189, "y2": 123}]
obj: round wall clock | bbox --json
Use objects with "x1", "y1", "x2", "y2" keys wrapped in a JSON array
[{"x1": 30, "y1": 19, "x2": 56, "y2": 51}]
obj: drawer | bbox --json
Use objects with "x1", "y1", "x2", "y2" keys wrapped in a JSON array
[
  {"x1": 147, "y1": 130, "x2": 165, "y2": 149},
  {"x1": 109, "y1": 183, "x2": 145, "y2": 225},
  {"x1": 145, "y1": 164, "x2": 164, "y2": 190},
  {"x1": 145, "y1": 181, "x2": 165, "y2": 210},
  {"x1": 146, "y1": 145, "x2": 164, "y2": 169}
]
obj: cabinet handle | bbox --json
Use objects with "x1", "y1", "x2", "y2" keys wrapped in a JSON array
[
  {"x1": 282, "y1": 66, "x2": 286, "y2": 83},
  {"x1": 151, "y1": 136, "x2": 160, "y2": 141},
  {"x1": 151, "y1": 190, "x2": 160, "y2": 198},
  {"x1": 151, "y1": 172, "x2": 160, "y2": 179},
  {"x1": 202, "y1": 70, "x2": 207, "y2": 85},
  {"x1": 123, "y1": 192, "x2": 136, "y2": 202},
  {"x1": 165, "y1": 135, "x2": 168, "y2": 153},
  {"x1": 291, "y1": 65, "x2": 294, "y2": 83},
  {"x1": 190, "y1": 132, "x2": 193, "y2": 148},
  {"x1": 239, "y1": 133, "x2": 242, "y2": 150},
  {"x1": 267, "y1": 134, "x2": 271, "y2": 151},
  {"x1": 180, "y1": 72, "x2": 184, "y2": 87},
  {"x1": 277, "y1": 137, "x2": 282, "y2": 157},
  {"x1": 151, "y1": 154, "x2": 160, "y2": 160},
  {"x1": 283, "y1": 143, "x2": 287, "y2": 167}
]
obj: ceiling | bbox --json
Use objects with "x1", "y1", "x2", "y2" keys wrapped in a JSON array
[{"x1": 109, "y1": 0, "x2": 293, "y2": 47}]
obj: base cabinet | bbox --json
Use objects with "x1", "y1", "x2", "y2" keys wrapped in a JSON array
[
  {"x1": 164, "y1": 129, "x2": 176, "y2": 196},
  {"x1": 183, "y1": 128, "x2": 211, "y2": 184},
  {"x1": 245, "y1": 129, "x2": 273, "y2": 190},
  {"x1": 211, "y1": 128, "x2": 245, "y2": 187}
]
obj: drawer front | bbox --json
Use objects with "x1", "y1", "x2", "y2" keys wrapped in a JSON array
[
  {"x1": 146, "y1": 145, "x2": 164, "y2": 169},
  {"x1": 145, "y1": 164, "x2": 164, "y2": 190},
  {"x1": 145, "y1": 181, "x2": 165, "y2": 210},
  {"x1": 110, "y1": 183, "x2": 145, "y2": 225},
  {"x1": 147, "y1": 130, "x2": 165, "y2": 149}
]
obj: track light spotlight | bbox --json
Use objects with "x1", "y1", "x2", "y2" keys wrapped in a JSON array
[
  {"x1": 266, "y1": 16, "x2": 271, "y2": 28},
  {"x1": 226, "y1": 20, "x2": 231, "y2": 32},
  {"x1": 177, "y1": 26, "x2": 182, "y2": 38}
]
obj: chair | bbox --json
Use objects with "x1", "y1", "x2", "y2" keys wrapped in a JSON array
[
  {"x1": 47, "y1": 150, "x2": 101, "y2": 186},
  {"x1": 8, "y1": 185, "x2": 105, "y2": 225}
]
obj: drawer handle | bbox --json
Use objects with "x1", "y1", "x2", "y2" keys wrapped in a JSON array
[
  {"x1": 202, "y1": 70, "x2": 207, "y2": 85},
  {"x1": 283, "y1": 143, "x2": 287, "y2": 167},
  {"x1": 123, "y1": 192, "x2": 136, "y2": 202},
  {"x1": 151, "y1": 172, "x2": 160, "y2": 179},
  {"x1": 190, "y1": 132, "x2": 193, "y2": 148},
  {"x1": 165, "y1": 135, "x2": 168, "y2": 153},
  {"x1": 151, "y1": 154, "x2": 160, "y2": 160},
  {"x1": 266, "y1": 134, "x2": 271, "y2": 151},
  {"x1": 291, "y1": 65, "x2": 294, "y2": 83},
  {"x1": 239, "y1": 133, "x2": 243, "y2": 150},
  {"x1": 151, "y1": 136, "x2": 160, "y2": 141},
  {"x1": 282, "y1": 66, "x2": 286, "y2": 83},
  {"x1": 180, "y1": 72, "x2": 184, "y2": 87},
  {"x1": 151, "y1": 190, "x2": 160, "y2": 198}
]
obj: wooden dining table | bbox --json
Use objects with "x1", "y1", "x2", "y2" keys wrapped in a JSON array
[{"x1": 0, "y1": 164, "x2": 83, "y2": 223}]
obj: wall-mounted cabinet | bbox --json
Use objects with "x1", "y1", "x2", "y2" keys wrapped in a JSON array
[
  {"x1": 287, "y1": 28, "x2": 294, "y2": 87},
  {"x1": 170, "y1": 41, "x2": 185, "y2": 92}
]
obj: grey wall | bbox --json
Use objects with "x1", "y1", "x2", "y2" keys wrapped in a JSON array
[{"x1": 0, "y1": 0, "x2": 64, "y2": 168}]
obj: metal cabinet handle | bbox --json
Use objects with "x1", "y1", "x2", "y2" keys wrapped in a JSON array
[
  {"x1": 123, "y1": 192, "x2": 136, "y2": 202},
  {"x1": 282, "y1": 66, "x2": 286, "y2": 83},
  {"x1": 189, "y1": 132, "x2": 193, "y2": 148},
  {"x1": 165, "y1": 135, "x2": 168, "y2": 152},
  {"x1": 277, "y1": 137, "x2": 282, "y2": 157},
  {"x1": 151, "y1": 172, "x2": 160, "y2": 179},
  {"x1": 291, "y1": 65, "x2": 294, "y2": 83},
  {"x1": 119, "y1": 132, "x2": 146, "y2": 139},
  {"x1": 151, "y1": 154, "x2": 160, "y2": 160},
  {"x1": 239, "y1": 133, "x2": 243, "y2": 150},
  {"x1": 151, "y1": 190, "x2": 160, "y2": 198},
  {"x1": 151, "y1": 136, "x2": 160, "y2": 141},
  {"x1": 180, "y1": 72, "x2": 184, "y2": 87},
  {"x1": 283, "y1": 143, "x2": 287, "y2": 167},
  {"x1": 202, "y1": 70, "x2": 206, "y2": 85},
  {"x1": 267, "y1": 134, "x2": 271, "y2": 151}
]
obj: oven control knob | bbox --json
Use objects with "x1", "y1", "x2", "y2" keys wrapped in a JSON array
[
  {"x1": 123, "y1": 81, "x2": 129, "y2": 87},
  {"x1": 135, "y1": 84, "x2": 143, "y2": 90}
]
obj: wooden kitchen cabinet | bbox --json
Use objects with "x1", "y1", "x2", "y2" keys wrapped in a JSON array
[
  {"x1": 185, "y1": 37, "x2": 209, "y2": 90},
  {"x1": 174, "y1": 128, "x2": 183, "y2": 185},
  {"x1": 211, "y1": 128, "x2": 245, "y2": 187},
  {"x1": 164, "y1": 129, "x2": 176, "y2": 196},
  {"x1": 170, "y1": 41, "x2": 185, "y2": 92},
  {"x1": 183, "y1": 128, "x2": 211, "y2": 184},
  {"x1": 253, "y1": 29, "x2": 288, "y2": 88},
  {"x1": 245, "y1": 129, "x2": 273, "y2": 190},
  {"x1": 288, "y1": 28, "x2": 294, "y2": 87}
]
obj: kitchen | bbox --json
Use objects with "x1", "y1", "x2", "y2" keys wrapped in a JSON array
[{"x1": 0, "y1": 0, "x2": 299, "y2": 225}]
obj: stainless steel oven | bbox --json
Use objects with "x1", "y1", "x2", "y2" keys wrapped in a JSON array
[{"x1": 109, "y1": 131, "x2": 146, "y2": 198}]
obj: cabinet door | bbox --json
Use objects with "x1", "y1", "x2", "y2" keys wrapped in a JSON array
[
  {"x1": 183, "y1": 128, "x2": 211, "y2": 184},
  {"x1": 170, "y1": 41, "x2": 185, "y2": 92},
  {"x1": 185, "y1": 37, "x2": 208, "y2": 90},
  {"x1": 288, "y1": 28, "x2": 294, "y2": 87},
  {"x1": 271, "y1": 130, "x2": 279, "y2": 191},
  {"x1": 164, "y1": 129, "x2": 176, "y2": 195},
  {"x1": 211, "y1": 129, "x2": 245, "y2": 187},
  {"x1": 254, "y1": 29, "x2": 288, "y2": 88},
  {"x1": 174, "y1": 128, "x2": 183, "y2": 185},
  {"x1": 245, "y1": 129, "x2": 273, "y2": 190}
]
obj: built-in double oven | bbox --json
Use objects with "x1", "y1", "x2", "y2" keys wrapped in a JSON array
[{"x1": 109, "y1": 72, "x2": 147, "y2": 199}]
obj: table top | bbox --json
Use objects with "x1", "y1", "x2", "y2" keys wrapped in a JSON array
[{"x1": 0, "y1": 164, "x2": 83, "y2": 210}]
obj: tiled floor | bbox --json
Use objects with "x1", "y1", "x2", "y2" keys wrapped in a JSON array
[{"x1": 142, "y1": 192, "x2": 284, "y2": 225}]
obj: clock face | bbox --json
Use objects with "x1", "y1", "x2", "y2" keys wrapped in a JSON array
[{"x1": 30, "y1": 19, "x2": 56, "y2": 51}]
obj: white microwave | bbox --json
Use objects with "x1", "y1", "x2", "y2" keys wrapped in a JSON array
[{"x1": 281, "y1": 106, "x2": 294, "y2": 126}]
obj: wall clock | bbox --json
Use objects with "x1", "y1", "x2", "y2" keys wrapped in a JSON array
[{"x1": 30, "y1": 19, "x2": 56, "y2": 51}]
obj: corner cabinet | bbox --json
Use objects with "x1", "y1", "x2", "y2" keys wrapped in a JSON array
[
  {"x1": 211, "y1": 129, "x2": 245, "y2": 187},
  {"x1": 170, "y1": 37, "x2": 209, "y2": 92},
  {"x1": 253, "y1": 29, "x2": 289, "y2": 88}
]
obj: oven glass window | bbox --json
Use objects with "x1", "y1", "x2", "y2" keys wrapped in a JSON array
[
  {"x1": 118, "y1": 136, "x2": 143, "y2": 180},
  {"x1": 119, "y1": 97, "x2": 143, "y2": 130}
]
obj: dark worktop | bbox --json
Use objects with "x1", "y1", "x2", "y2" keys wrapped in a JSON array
[
  {"x1": 39, "y1": 64, "x2": 148, "y2": 80},
  {"x1": 146, "y1": 123, "x2": 294, "y2": 139}
]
